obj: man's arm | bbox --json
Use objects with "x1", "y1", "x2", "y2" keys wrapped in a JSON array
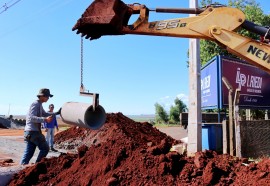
[
  {"x1": 28, "y1": 102, "x2": 46, "y2": 123},
  {"x1": 28, "y1": 102, "x2": 53, "y2": 123}
]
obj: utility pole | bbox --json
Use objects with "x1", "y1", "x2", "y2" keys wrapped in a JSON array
[
  {"x1": 187, "y1": 0, "x2": 202, "y2": 156},
  {"x1": 7, "y1": 104, "x2": 10, "y2": 116}
]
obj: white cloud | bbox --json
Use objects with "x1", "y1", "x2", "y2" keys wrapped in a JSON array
[
  {"x1": 177, "y1": 93, "x2": 189, "y2": 105},
  {"x1": 159, "y1": 96, "x2": 170, "y2": 101},
  {"x1": 157, "y1": 92, "x2": 189, "y2": 111}
]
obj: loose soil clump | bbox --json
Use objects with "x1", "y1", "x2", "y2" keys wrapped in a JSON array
[{"x1": 8, "y1": 113, "x2": 270, "y2": 186}]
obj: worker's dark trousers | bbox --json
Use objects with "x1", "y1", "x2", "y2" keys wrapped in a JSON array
[{"x1": 20, "y1": 131, "x2": 49, "y2": 165}]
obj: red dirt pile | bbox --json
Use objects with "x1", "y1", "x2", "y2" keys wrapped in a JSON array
[{"x1": 8, "y1": 113, "x2": 270, "y2": 186}]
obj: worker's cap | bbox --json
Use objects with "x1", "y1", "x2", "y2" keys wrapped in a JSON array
[{"x1": 37, "y1": 88, "x2": 53, "y2": 98}]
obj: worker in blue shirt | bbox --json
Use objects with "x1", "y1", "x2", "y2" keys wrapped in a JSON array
[{"x1": 44, "y1": 104, "x2": 59, "y2": 152}]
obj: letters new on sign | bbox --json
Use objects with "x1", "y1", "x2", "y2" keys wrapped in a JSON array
[{"x1": 201, "y1": 56, "x2": 270, "y2": 109}]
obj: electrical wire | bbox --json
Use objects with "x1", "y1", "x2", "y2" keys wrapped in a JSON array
[
  {"x1": 0, "y1": 0, "x2": 22, "y2": 14},
  {"x1": 0, "y1": 0, "x2": 76, "y2": 38}
]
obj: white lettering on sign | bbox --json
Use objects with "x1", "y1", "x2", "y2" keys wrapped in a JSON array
[
  {"x1": 236, "y1": 68, "x2": 246, "y2": 89},
  {"x1": 235, "y1": 68, "x2": 263, "y2": 92},
  {"x1": 247, "y1": 88, "x2": 262, "y2": 93},
  {"x1": 244, "y1": 96, "x2": 258, "y2": 103},
  {"x1": 201, "y1": 75, "x2": 211, "y2": 90},
  {"x1": 247, "y1": 76, "x2": 262, "y2": 88}
]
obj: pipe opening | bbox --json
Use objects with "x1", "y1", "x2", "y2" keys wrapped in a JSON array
[
  {"x1": 84, "y1": 105, "x2": 106, "y2": 130},
  {"x1": 61, "y1": 102, "x2": 106, "y2": 130}
]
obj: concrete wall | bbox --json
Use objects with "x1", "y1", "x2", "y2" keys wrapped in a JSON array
[{"x1": 180, "y1": 112, "x2": 226, "y2": 127}]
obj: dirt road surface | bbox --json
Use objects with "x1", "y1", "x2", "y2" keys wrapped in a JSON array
[
  {"x1": 0, "y1": 129, "x2": 67, "y2": 186},
  {"x1": 157, "y1": 126, "x2": 187, "y2": 140}
]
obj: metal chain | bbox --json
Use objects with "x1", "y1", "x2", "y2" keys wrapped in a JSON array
[{"x1": 80, "y1": 35, "x2": 84, "y2": 87}]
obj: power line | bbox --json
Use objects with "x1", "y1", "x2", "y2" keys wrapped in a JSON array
[
  {"x1": 0, "y1": 0, "x2": 76, "y2": 38},
  {"x1": 0, "y1": 0, "x2": 22, "y2": 15}
]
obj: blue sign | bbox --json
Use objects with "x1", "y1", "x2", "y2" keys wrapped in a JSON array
[
  {"x1": 201, "y1": 58, "x2": 219, "y2": 109},
  {"x1": 201, "y1": 55, "x2": 270, "y2": 109}
]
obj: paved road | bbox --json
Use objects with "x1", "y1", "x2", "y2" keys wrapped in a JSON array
[{"x1": 157, "y1": 126, "x2": 188, "y2": 140}]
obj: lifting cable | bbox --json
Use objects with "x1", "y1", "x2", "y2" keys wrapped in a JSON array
[
  {"x1": 80, "y1": 35, "x2": 84, "y2": 89},
  {"x1": 79, "y1": 35, "x2": 99, "y2": 109}
]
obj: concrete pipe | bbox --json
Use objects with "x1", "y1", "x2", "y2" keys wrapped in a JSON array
[{"x1": 60, "y1": 102, "x2": 106, "y2": 130}]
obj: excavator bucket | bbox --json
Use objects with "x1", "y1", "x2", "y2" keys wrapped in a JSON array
[{"x1": 72, "y1": 0, "x2": 132, "y2": 40}]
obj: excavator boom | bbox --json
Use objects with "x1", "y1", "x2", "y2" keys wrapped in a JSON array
[{"x1": 73, "y1": 0, "x2": 270, "y2": 73}]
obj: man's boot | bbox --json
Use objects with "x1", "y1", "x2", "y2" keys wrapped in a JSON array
[{"x1": 50, "y1": 147, "x2": 58, "y2": 152}]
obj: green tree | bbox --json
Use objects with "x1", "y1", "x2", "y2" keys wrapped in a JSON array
[
  {"x1": 169, "y1": 106, "x2": 179, "y2": 123},
  {"x1": 169, "y1": 98, "x2": 187, "y2": 123},
  {"x1": 154, "y1": 103, "x2": 168, "y2": 124},
  {"x1": 250, "y1": 109, "x2": 265, "y2": 120},
  {"x1": 199, "y1": 0, "x2": 270, "y2": 65}
]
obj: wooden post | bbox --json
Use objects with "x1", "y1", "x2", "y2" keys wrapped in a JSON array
[
  {"x1": 246, "y1": 109, "x2": 251, "y2": 120},
  {"x1": 222, "y1": 120, "x2": 229, "y2": 154},
  {"x1": 222, "y1": 77, "x2": 234, "y2": 156},
  {"x1": 234, "y1": 88, "x2": 241, "y2": 157},
  {"x1": 265, "y1": 110, "x2": 269, "y2": 120}
]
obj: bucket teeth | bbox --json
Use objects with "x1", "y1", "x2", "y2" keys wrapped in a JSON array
[{"x1": 73, "y1": 0, "x2": 132, "y2": 40}]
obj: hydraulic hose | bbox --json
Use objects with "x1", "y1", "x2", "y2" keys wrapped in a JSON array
[{"x1": 242, "y1": 20, "x2": 270, "y2": 39}]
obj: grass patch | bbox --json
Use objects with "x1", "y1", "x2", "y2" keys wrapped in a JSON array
[
  {"x1": 154, "y1": 123, "x2": 180, "y2": 127},
  {"x1": 127, "y1": 115, "x2": 155, "y2": 123}
]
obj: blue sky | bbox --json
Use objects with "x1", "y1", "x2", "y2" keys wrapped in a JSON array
[{"x1": 0, "y1": 0, "x2": 269, "y2": 116}]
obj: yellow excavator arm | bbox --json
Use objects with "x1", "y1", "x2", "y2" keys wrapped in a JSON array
[{"x1": 73, "y1": 0, "x2": 270, "y2": 73}]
